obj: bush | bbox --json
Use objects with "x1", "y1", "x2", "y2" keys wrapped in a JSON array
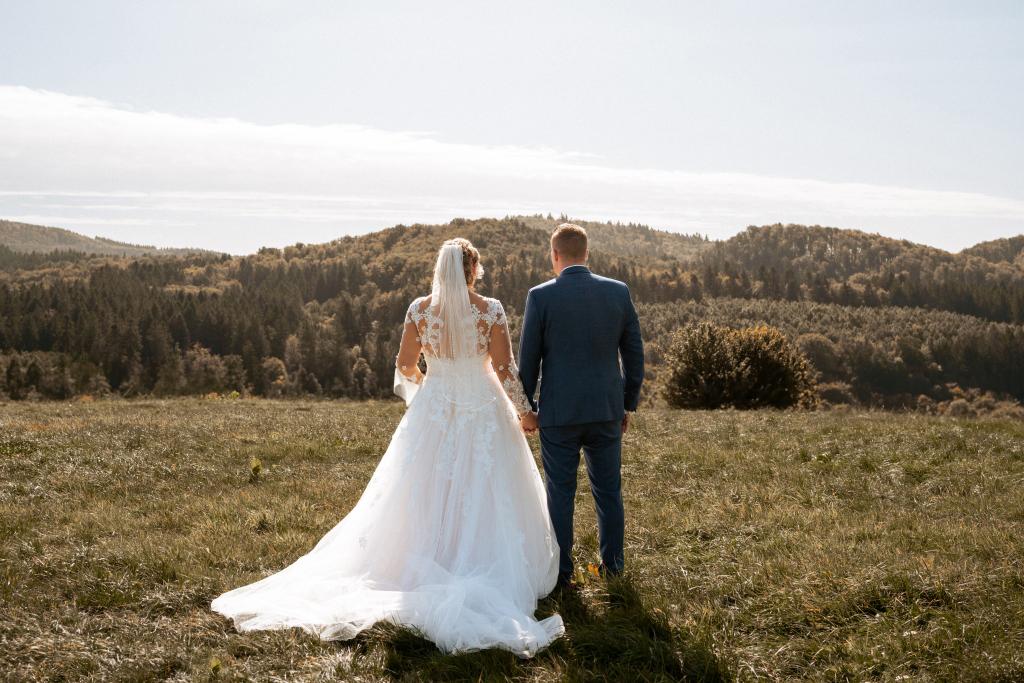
[
  {"x1": 934, "y1": 386, "x2": 1024, "y2": 419},
  {"x1": 183, "y1": 343, "x2": 228, "y2": 394},
  {"x1": 943, "y1": 398, "x2": 975, "y2": 418},
  {"x1": 662, "y1": 322, "x2": 817, "y2": 409},
  {"x1": 796, "y1": 333, "x2": 847, "y2": 382},
  {"x1": 819, "y1": 381, "x2": 855, "y2": 406},
  {"x1": 261, "y1": 357, "x2": 287, "y2": 398}
]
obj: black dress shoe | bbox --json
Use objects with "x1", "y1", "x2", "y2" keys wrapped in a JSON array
[{"x1": 597, "y1": 563, "x2": 623, "y2": 579}]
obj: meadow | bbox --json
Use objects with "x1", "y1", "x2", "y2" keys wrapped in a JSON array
[{"x1": 1, "y1": 398, "x2": 1022, "y2": 681}]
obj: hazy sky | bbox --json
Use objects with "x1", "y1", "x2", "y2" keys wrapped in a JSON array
[{"x1": 1, "y1": 1, "x2": 1022, "y2": 254}]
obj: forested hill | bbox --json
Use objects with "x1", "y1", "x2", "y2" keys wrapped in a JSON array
[
  {"x1": 961, "y1": 235, "x2": 1024, "y2": 266},
  {"x1": 4, "y1": 216, "x2": 1023, "y2": 322},
  {"x1": 693, "y1": 224, "x2": 1024, "y2": 323},
  {"x1": 0, "y1": 220, "x2": 215, "y2": 259},
  {"x1": 1, "y1": 215, "x2": 1023, "y2": 410}
]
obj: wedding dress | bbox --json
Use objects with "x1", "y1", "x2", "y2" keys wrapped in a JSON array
[{"x1": 210, "y1": 243, "x2": 564, "y2": 657}]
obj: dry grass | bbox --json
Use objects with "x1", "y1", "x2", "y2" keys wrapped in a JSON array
[{"x1": 1, "y1": 398, "x2": 1023, "y2": 681}]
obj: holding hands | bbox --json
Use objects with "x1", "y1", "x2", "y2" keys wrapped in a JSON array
[
  {"x1": 520, "y1": 410, "x2": 634, "y2": 434},
  {"x1": 520, "y1": 411, "x2": 539, "y2": 434}
]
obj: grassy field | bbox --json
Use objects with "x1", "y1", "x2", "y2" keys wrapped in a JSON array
[{"x1": 1, "y1": 398, "x2": 1023, "y2": 682}]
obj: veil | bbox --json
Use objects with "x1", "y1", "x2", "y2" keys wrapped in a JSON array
[
  {"x1": 393, "y1": 240, "x2": 484, "y2": 405},
  {"x1": 429, "y1": 241, "x2": 479, "y2": 359}
]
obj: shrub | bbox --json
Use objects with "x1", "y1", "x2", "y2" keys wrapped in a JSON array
[
  {"x1": 935, "y1": 387, "x2": 1024, "y2": 419},
  {"x1": 183, "y1": 343, "x2": 228, "y2": 394},
  {"x1": 661, "y1": 322, "x2": 736, "y2": 409},
  {"x1": 662, "y1": 322, "x2": 817, "y2": 409},
  {"x1": 819, "y1": 381, "x2": 855, "y2": 406},
  {"x1": 261, "y1": 357, "x2": 287, "y2": 398},
  {"x1": 796, "y1": 333, "x2": 847, "y2": 382},
  {"x1": 943, "y1": 398, "x2": 975, "y2": 418}
]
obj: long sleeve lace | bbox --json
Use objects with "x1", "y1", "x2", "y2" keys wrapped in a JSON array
[
  {"x1": 488, "y1": 301, "x2": 532, "y2": 417},
  {"x1": 394, "y1": 299, "x2": 424, "y2": 405}
]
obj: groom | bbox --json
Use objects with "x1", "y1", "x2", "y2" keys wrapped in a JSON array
[{"x1": 518, "y1": 223, "x2": 644, "y2": 589}]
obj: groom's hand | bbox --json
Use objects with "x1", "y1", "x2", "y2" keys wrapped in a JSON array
[
  {"x1": 622, "y1": 411, "x2": 632, "y2": 434},
  {"x1": 520, "y1": 411, "x2": 539, "y2": 434}
]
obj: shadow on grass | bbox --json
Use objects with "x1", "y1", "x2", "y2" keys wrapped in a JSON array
[{"x1": 349, "y1": 573, "x2": 730, "y2": 682}]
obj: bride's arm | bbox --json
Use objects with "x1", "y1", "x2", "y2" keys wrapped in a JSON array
[
  {"x1": 395, "y1": 304, "x2": 424, "y2": 384},
  {"x1": 488, "y1": 302, "x2": 532, "y2": 417}
]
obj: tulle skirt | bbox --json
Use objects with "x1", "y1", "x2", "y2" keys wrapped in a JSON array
[{"x1": 210, "y1": 356, "x2": 564, "y2": 657}]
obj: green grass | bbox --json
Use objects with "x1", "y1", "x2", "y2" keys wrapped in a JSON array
[{"x1": 1, "y1": 398, "x2": 1023, "y2": 681}]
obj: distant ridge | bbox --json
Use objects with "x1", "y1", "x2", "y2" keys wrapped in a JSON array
[
  {"x1": 0, "y1": 219, "x2": 217, "y2": 257},
  {"x1": 2, "y1": 214, "x2": 1023, "y2": 408},
  {"x1": 3, "y1": 216, "x2": 1022, "y2": 263},
  {"x1": 961, "y1": 235, "x2": 1024, "y2": 265}
]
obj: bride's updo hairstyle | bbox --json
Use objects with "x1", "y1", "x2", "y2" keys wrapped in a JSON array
[
  {"x1": 447, "y1": 237, "x2": 482, "y2": 287},
  {"x1": 428, "y1": 238, "x2": 483, "y2": 359}
]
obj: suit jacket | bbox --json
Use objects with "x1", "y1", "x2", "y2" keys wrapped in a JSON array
[{"x1": 518, "y1": 264, "x2": 644, "y2": 428}]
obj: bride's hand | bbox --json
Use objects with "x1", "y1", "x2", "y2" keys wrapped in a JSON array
[{"x1": 520, "y1": 411, "x2": 539, "y2": 434}]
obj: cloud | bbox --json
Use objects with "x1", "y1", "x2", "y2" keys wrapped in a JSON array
[{"x1": 1, "y1": 84, "x2": 1022, "y2": 253}]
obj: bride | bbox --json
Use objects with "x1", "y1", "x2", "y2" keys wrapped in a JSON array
[{"x1": 210, "y1": 238, "x2": 565, "y2": 657}]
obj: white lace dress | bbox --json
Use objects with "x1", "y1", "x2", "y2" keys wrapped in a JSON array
[{"x1": 210, "y1": 295, "x2": 564, "y2": 657}]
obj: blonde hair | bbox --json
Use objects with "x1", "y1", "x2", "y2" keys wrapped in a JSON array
[
  {"x1": 551, "y1": 223, "x2": 588, "y2": 260},
  {"x1": 445, "y1": 237, "x2": 481, "y2": 287}
]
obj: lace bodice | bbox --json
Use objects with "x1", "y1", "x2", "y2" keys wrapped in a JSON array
[
  {"x1": 395, "y1": 295, "x2": 533, "y2": 416},
  {"x1": 406, "y1": 295, "x2": 504, "y2": 358}
]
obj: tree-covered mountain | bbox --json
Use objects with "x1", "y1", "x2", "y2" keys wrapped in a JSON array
[
  {"x1": 0, "y1": 219, "x2": 216, "y2": 258},
  {"x1": 693, "y1": 224, "x2": 1024, "y2": 323},
  {"x1": 961, "y1": 235, "x2": 1024, "y2": 266},
  {"x1": 1, "y1": 215, "x2": 1022, "y2": 412}
]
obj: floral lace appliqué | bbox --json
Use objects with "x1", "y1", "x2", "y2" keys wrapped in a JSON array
[{"x1": 402, "y1": 296, "x2": 532, "y2": 417}]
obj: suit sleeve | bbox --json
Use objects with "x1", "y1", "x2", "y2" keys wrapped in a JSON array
[
  {"x1": 517, "y1": 289, "x2": 542, "y2": 412},
  {"x1": 619, "y1": 286, "x2": 644, "y2": 411}
]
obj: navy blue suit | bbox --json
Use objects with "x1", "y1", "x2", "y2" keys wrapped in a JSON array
[{"x1": 518, "y1": 264, "x2": 644, "y2": 578}]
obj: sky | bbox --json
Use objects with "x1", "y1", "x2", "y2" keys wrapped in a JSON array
[{"x1": 1, "y1": 1, "x2": 1022, "y2": 254}]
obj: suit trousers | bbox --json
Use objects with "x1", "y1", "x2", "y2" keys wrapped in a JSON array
[{"x1": 538, "y1": 419, "x2": 624, "y2": 578}]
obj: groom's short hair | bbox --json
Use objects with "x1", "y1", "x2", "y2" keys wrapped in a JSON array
[{"x1": 551, "y1": 223, "x2": 588, "y2": 260}]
